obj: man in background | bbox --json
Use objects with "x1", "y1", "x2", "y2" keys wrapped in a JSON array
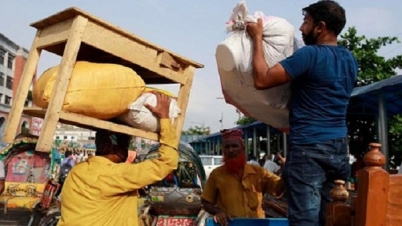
[
  {"x1": 201, "y1": 129, "x2": 285, "y2": 226},
  {"x1": 247, "y1": 154, "x2": 260, "y2": 166},
  {"x1": 263, "y1": 154, "x2": 280, "y2": 174}
]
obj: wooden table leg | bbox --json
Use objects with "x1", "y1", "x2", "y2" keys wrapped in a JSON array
[
  {"x1": 174, "y1": 66, "x2": 195, "y2": 146},
  {"x1": 36, "y1": 15, "x2": 88, "y2": 152},
  {"x1": 3, "y1": 31, "x2": 42, "y2": 143}
]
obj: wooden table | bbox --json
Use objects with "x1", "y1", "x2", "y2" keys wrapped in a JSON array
[{"x1": 3, "y1": 7, "x2": 203, "y2": 152}]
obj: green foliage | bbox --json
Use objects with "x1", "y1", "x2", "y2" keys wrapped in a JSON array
[
  {"x1": 340, "y1": 27, "x2": 402, "y2": 167},
  {"x1": 182, "y1": 126, "x2": 210, "y2": 135},
  {"x1": 236, "y1": 116, "x2": 256, "y2": 126}
]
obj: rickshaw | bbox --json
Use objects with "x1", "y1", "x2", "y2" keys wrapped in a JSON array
[
  {"x1": 0, "y1": 134, "x2": 61, "y2": 226},
  {"x1": 138, "y1": 141, "x2": 208, "y2": 226}
]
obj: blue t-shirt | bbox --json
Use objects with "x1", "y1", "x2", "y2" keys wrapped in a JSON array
[{"x1": 280, "y1": 45, "x2": 358, "y2": 144}]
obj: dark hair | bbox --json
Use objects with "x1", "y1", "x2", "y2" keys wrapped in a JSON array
[
  {"x1": 95, "y1": 129, "x2": 131, "y2": 156},
  {"x1": 302, "y1": 0, "x2": 346, "y2": 36},
  {"x1": 65, "y1": 150, "x2": 73, "y2": 158}
]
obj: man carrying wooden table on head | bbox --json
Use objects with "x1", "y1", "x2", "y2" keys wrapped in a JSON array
[{"x1": 58, "y1": 92, "x2": 179, "y2": 226}]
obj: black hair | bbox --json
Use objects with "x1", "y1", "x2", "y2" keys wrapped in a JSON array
[
  {"x1": 303, "y1": 0, "x2": 346, "y2": 36},
  {"x1": 95, "y1": 129, "x2": 131, "y2": 157},
  {"x1": 248, "y1": 154, "x2": 257, "y2": 160},
  {"x1": 65, "y1": 150, "x2": 73, "y2": 158}
]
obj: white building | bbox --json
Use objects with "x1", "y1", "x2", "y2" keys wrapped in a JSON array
[
  {"x1": 0, "y1": 33, "x2": 33, "y2": 138},
  {"x1": 53, "y1": 124, "x2": 96, "y2": 142}
]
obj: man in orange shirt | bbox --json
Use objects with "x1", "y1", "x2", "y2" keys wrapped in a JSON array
[{"x1": 201, "y1": 129, "x2": 286, "y2": 226}]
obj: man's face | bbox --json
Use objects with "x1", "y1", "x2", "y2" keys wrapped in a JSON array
[
  {"x1": 222, "y1": 139, "x2": 247, "y2": 174},
  {"x1": 223, "y1": 139, "x2": 242, "y2": 159},
  {"x1": 300, "y1": 14, "x2": 319, "y2": 45}
]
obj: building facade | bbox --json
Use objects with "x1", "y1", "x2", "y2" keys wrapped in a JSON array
[
  {"x1": 53, "y1": 124, "x2": 96, "y2": 142},
  {"x1": 0, "y1": 33, "x2": 34, "y2": 137}
]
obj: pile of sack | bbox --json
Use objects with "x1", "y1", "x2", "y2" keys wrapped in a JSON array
[
  {"x1": 33, "y1": 61, "x2": 181, "y2": 133},
  {"x1": 216, "y1": 1, "x2": 303, "y2": 131}
]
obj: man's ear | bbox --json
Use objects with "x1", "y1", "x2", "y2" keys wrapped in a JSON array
[{"x1": 316, "y1": 21, "x2": 326, "y2": 32}]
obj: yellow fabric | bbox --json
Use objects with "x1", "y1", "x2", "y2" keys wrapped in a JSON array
[
  {"x1": 58, "y1": 119, "x2": 179, "y2": 226},
  {"x1": 201, "y1": 164, "x2": 285, "y2": 218},
  {"x1": 33, "y1": 61, "x2": 146, "y2": 119}
]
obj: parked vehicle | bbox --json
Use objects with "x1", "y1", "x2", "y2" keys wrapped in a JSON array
[
  {"x1": 199, "y1": 155, "x2": 223, "y2": 178},
  {"x1": 0, "y1": 135, "x2": 61, "y2": 226},
  {"x1": 138, "y1": 141, "x2": 208, "y2": 225}
]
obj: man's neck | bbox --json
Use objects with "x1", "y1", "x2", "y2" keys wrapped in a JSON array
[
  {"x1": 102, "y1": 154, "x2": 121, "y2": 163},
  {"x1": 316, "y1": 33, "x2": 338, "y2": 46}
]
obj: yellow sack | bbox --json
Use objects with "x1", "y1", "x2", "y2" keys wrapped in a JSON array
[
  {"x1": 33, "y1": 61, "x2": 146, "y2": 119},
  {"x1": 143, "y1": 87, "x2": 176, "y2": 97}
]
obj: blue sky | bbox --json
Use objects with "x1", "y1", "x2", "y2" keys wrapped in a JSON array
[{"x1": 1, "y1": 0, "x2": 402, "y2": 133}]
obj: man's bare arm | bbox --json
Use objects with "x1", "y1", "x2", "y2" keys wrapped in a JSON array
[
  {"x1": 202, "y1": 199, "x2": 222, "y2": 215},
  {"x1": 251, "y1": 36, "x2": 292, "y2": 90}
]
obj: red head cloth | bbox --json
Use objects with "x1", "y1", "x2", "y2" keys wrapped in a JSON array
[{"x1": 221, "y1": 129, "x2": 243, "y2": 145}]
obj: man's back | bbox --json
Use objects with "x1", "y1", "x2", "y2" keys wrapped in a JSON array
[
  {"x1": 58, "y1": 157, "x2": 138, "y2": 226},
  {"x1": 281, "y1": 45, "x2": 358, "y2": 144}
]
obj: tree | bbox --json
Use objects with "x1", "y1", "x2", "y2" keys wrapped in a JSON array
[
  {"x1": 182, "y1": 126, "x2": 210, "y2": 135},
  {"x1": 340, "y1": 27, "x2": 402, "y2": 168},
  {"x1": 339, "y1": 27, "x2": 402, "y2": 86},
  {"x1": 236, "y1": 116, "x2": 256, "y2": 126}
]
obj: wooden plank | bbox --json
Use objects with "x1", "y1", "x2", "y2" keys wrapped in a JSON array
[
  {"x1": 30, "y1": 7, "x2": 203, "y2": 69},
  {"x1": 386, "y1": 175, "x2": 402, "y2": 226},
  {"x1": 36, "y1": 18, "x2": 74, "y2": 49},
  {"x1": 174, "y1": 66, "x2": 196, "y2": 144},
  {"x1": 81, "y1": 21, "x2": 187, "y2": 85},
  {"x1": 3, "y1": 31, "x2": 42, "y2": 143},
  {"x1": 159, "y1": 51, "x2": 181, "y2": 71},
  {"x1": 36, "y1": 15, "x2": 88, "y2": 152},
  {"x1": 23, "y1": 107, "x2": 159, "y2": 141}
]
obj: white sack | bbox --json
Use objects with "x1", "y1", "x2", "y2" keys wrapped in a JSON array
[
  {"x1": 216, "y1": 1, "x2": 301, "y2": 129},
  {"x1": 117, "y1": 92, "x2": 181, "y2": 132}
]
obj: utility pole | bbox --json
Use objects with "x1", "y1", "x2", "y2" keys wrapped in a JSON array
[{"x1": 219, "y1": 112, "x2": 223, "y2": 130}]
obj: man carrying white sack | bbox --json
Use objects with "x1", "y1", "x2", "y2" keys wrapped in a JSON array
[{"x1": 246, "y1": 1, "x2": 357, "y2": 226}]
